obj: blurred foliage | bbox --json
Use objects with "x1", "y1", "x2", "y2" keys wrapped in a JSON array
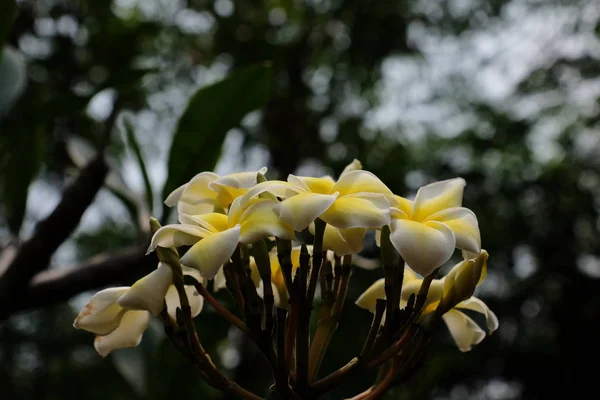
[{"x1": 1, "y1": 0, "x2": 600, "y2": 399}]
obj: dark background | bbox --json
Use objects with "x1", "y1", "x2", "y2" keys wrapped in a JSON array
[{"x1": 1, "y1": 0, "x2": 600, "y2": 399}]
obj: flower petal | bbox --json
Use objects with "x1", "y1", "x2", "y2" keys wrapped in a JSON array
[
  {"x1": 278, "y1": 192, "x2": 338, "y2": 231},
  {"x1": 288, "y1": 175, "x2": 335, "y2": 194},
  {"x1": 411, "y1": 178, "x2": 466, "y2": 222},
  {"x1": 148, "y1": 224, "x2": 212, "y2": 253},
  {"x1": 309, "y1": 224, "x2": 359, "y2": 256},
  {"x1": 184, "y1": 212, "x2": 229, "y2": 233},
  {"x1": 240, "y1": 180, "x2": 306, "y2": 206},
  {"x1": 456, "y1": 297, "x2": 499, "y2": 333},
  {"x1": 389, "y1": 196, "x2": 413, "y2": 217},
  {"x1": 442, "y1": 309, "x2": 486, "y2": 352},
  {"x1": 331, "y1": 170, "x2": 393, "y2": 197},
  {"x1": 94, "y1": 310, "x2": 151, "y2": 357},
  {"x1": 213, "y1": 267, "x2": 228, "y2": 291},
  {"x1": 355, "y1": 278, "x2": 385, "y2": 313},
  {"x1": 340, "y1": 159, "x2": 362, "y2": 175},
  {"x1": 164, "y1": 183, "x2": 187, "y2": 207},
  {"x1": 179, "y1": 172, "x2": 219, "y2": 204},
  {"x1": 401, "y1": 279, "x2": 444, "y2": 312},
  {"x1": 337, "y1": 227, "x2": 367, "y2": 254},
  {"x1": 389, "y1": 219, "x2": 456, "y2": 276},
  {"x1": 117, "y1": 263, "x2": 173, "y2": 316},
  {"x1": 321, "y1": 193, "x2": 390, "y2": 229},
  {"x1": 239, "y1": 199, "x2": 294, "y2": 243},
  {"x1": 428, "y1": 207, "x2": 480, "y2": 253},
  {"x1": 165, "y1": 278, "x2": 205, "y2": 321},
  {"x1": 180, "y1": 226, "x2": 241, "y2": 279},
  {"x1": 73, "y1": 287, "x2": 129, "y2": 335}
]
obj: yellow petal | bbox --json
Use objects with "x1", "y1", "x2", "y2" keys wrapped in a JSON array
[
  {"x1": 401, "y1": 279, "x2": 444, "y2": 313},
  {"x1": 184, "y1": 212, "x2": 229, "y2": 233},
  {"x1": 411, "y1": 178, "x2": 466, "y2": 222},
  {"x1": 239, "y1": 199, "x2": 294, "y2": 243},
  {"x1": 178, "y1": 171, "x2": 219, "y2": 205},
  {"x1": 310, "y1": 224, "x2": 355, "y2": 256},
  {"x1": 337, "y1": 227, "x2": 367, "y2": 254},
  {"x1": 288, "y1": 175, "x2": 335, "y2": 194},
  {"x1": 389, "y1": 219, "x2": 456, "y2": 276},
  {"x1": 340, "y1": 159, "x2": 363, "y2": 175},
  {"x1": 390, "y1": 195, "x2": 413, "y2": 217},
  {"x1": 180, "y1": 226, "x2": 241, "y2": 279},
  {"x1": 331, "y1": 170, "x2": 393, "y2": 197},
  {"x1": 94, "y1": 310, "x2": 151, "y2": 357},
  {"x1": 428, "y1": 207, "x2": 480, "y2": 253},
  {"x1": 456, "y1": 297, "x2": 499, "y2": 333},
  {"x1": 148, "y1": 224, "x2": 212, "y2": 253},
  {"x1": 208, "y1": 168, "x2": 267, "y2": 207},
  {"x1": 73, "y1": 287, "x2": 129, "y2": 335},
  {"x1": 355, "y1": 278, "x2": 385, "y2": 313},
  {"x1": 278, "y1": 192, "x2": 338, "y2": 231},
  {"x1": 240, "y1": 180, "x2": 305, "y2": 206},
  {"x1": 321, "y1": 193, "x2": 390, "y2": 229},
  {"x1": 117, "y1": 263, "x2": 173, "y2": 316},
  {"x1": 442, "y1": 309, "x2": 486, "y2": 352}
]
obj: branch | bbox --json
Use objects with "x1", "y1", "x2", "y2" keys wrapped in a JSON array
[
  {"x1": 0, "y1": 244, "x2": 156, "y2": 318},
  {"x1": 0, "y1": 155, "x2": 109, "y2": 316}
]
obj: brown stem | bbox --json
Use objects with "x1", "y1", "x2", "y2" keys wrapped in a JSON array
[
  {"x1": 362, "y1": 357, "x2": 401, "y2": 400},
  {"x1": 185, "y1": 276, "x2": 250, "y2": 335},
  {"x1": 360, "y1": 299, "x2": 386, "y2": 359},
  {"x1": 367, "y1": 323, "x2": 419, "y2": 369},
  {"x1": 295, "y1": 245, "x2": 310, "y2": 395}
]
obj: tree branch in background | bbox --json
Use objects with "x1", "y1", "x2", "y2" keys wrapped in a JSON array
[
  {"x1": 0, "y1": 94, "x2": 124, "y2": 319},
  {"x1": 0, "y1": 244, "x2": 156, "y2": 318}
]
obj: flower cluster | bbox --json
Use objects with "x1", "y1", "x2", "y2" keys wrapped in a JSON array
[{"x1": 73, "y1": 159, "x2": 497, "y2": 398}]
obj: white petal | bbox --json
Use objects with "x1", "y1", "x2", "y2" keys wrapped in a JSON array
[
  {"x1": 180, "y1": 226, "x2": 241, "y2": 279},
  {"x1": 442, "y1": 309, "x2": 486, "y2": 352},
  {"x1": 177, "y1": 202, "x2": 216, "y2": 217},
  {"x1": 73, "y1": 287, "x2": 129, "y2": 335},
  {"x1": 94, "y1": 310, "x2": 151, "y2": 357},
  {"x1": 331, "y1": 170, "x2": 393, "y2": 197},
  {"x1": 355, "y1": 278, "x2": 385, "y2": 313},
  {"x1": 183, "y1": 213, "x2": 229, "y2": 233},
  {"x1": 240, "y1": 180, "x2": 306, "y2": 206},
  {"x1": 428, "y1": 207, "x2": 480, "y2": 253},
  {"x1": 148, "y1": 224, "x2": 212, "y2": 253},
  {"x1": 239, "y1": 199, "x2": 294, "y2": 243},
  {"x1": 337, "y1": 227, "x2": 367, "y2": 254},
  {"x1": 321, "y1": 193, "x2": 390, "y2": 229},
  {"x1": 213, "y1": 267, "x2": 227, "y2": 292},
  {"x1": 278, "y1": 192, "x2": 338, "y2": 231},
  {"x1": 411, "y1": 178, "x2": 466, "y2": 222},
  {"x1": 164, "y1": 183, "x2": 187, "y2": 207},
  {"x1": 340, "y1": 159, "x2": 362, "y2": 175},
  {"x1": 456, "y1": 297, "x2": 499, "y2": 333},
  {"x1": 117, "y1": 263, "x2": 173, "y2": 316},
  {"x1": 216, "y1": 167, "x2": 267, "y2": 188},
  {"x1": 389, "y1": 219, "x2": 456, "y2": 276},
  {"x1": 179, "y1": 172, "x2": 219, "y2": 204}
]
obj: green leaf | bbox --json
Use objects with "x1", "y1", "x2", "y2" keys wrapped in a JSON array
[
  {"x1": 161, "y1": 62, "x2": 272, "y2": 201},
  {"x1": 123, "y1": 116, "x2": 154, "y2": 213},
  {"x1": 0, "y1": 129, "x2": 45, "y2": 234}
]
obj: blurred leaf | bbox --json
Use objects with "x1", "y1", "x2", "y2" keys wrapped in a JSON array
[
  {"x1": 122, "y1": 116, "x2": 154, "y2": 213},
  {"x1": 0, "y1": 47, "x2": 26, "y2": 117},
  {"x1": 161, "y1": 62, "x2": 273, "y2": 201},
  {"x1": 0, "y1": 129, "x2": 45, "y2": 234}
]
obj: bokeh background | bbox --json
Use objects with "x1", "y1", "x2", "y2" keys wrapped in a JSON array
[{"x1": 1, "y1": 0, "x2": 600, "y2": 399}]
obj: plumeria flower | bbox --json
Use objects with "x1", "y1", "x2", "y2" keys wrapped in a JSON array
[
  {"x1": 386, "y1": 178, "x2": 481, "y2": 276},
  {"x1": 165, "y1": 167, "x2": 268, "y2": 216},
  {"x1": 73, "y1": 263, "x2": 205, "y2": 356},
  {"x1": 356, "y1": 251, "x2": 497, "y2": 352},
  {"x1": 239, "y1": 168, "x2": 393, "y2": 255},
  {"x1": 148, "y1": 197, "x2": 294, "y2": 279}
]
